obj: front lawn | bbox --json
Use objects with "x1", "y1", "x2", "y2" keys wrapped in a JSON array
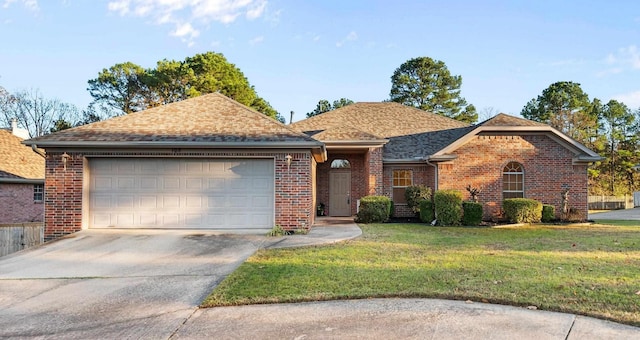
[{"x1": 202, "y1": 223, "x2": 640, "y2": 326}]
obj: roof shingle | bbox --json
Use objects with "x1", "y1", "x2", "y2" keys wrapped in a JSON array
[
  {"x1": 26, "y1": 93, "x2": 321, "y2": 146},
  {"x1": 290, "y1": 102, "x2": 469, "y2": 139},
  {"x1": 0, "y1": 130, "x2": 44, "y2": 180}
]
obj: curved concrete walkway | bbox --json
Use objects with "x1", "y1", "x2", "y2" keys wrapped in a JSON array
[{"x1": 173, "y1": 218, "x2": 640, "y2": 339}]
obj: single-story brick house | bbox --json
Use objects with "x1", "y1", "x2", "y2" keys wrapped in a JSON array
[
  {"x1": 290, "y1": 103, "x2": 601, "y2": 219},
  {"x1": 25, "y1": 93, "x2": 600, "y2": 240},
  {"x1": 0, "y1": 122, "x2": 45, "y2": 223}
]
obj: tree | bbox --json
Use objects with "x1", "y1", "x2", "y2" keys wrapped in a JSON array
[
  {"x1": 306, "y1": 98, "x2": 354, "y2": 118},
  {"x1": 389, "y1": 57, "x2": 477, "y2": 123},
  {"x1": 597, "y1": 100, "x2": 637, "y2": 194},
  {"x1": 521, "y1": 81, "x2": 599, "y2": 144},
  {"x1": 87, "y1": 52, "x2": 281, "y2": 120},
  {"x1": 0, "y1": 89, "x2": 80, "y2": 138},
  {"x1": 332, "y1": 98, "x2": 354, "y2": 110},
  {"x1": 87, "y1": 62, "x2": 147, "y2": 117}
]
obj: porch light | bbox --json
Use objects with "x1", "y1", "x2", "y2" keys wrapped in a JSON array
[
  {"x1": 61, "y1": 152, "x2": 71, "y2": 171},
  {"x1": 285, "y1": 154, "x2": 293, "y2": 170}
]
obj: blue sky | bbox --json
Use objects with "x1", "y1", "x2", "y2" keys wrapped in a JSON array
[{"x1": 1, "y1": 0, "x2": 639, "y2": 123}]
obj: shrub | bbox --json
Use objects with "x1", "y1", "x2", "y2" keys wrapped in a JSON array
[
  {"x1": 419, "y1": 200, "x2": 435, "y2": 223},
  {"x1": 542, "y1": 204, "x2": 555, "y2": 222},
  {"x1": 502, "y1": 198, "x2": 542, "y2": 223},
  {"x1": 405, "y1": 185, "x2": 432, "y2": 214},
  {"x1": 356, "y1": 196, "x2": 391, "y2": 223},
  {"x1": 434, "y1": 190, "x2": 463, "y2": 226},
  {"x1": 389, "y1": 200, "x2": 395, "y2": 218},
  {"x1": 462, "y1": 201, "x2": 483, "y2": 226}
]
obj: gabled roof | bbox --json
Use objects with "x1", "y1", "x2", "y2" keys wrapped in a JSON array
[
  {"x1": 432, "y1": 113, "x2": 603, "y2": 164},
  {"x1": 25, "y1": 93, "x2": 324, "y2": 150},
  {"x1": 290, "y1": 102, "x2": 469, "y2": 139},
  {"x1": 0, "y1": 129, "x2": 44, "y2": 181},
  {"x1": 477, "y1": 113, "x2": 547, "y2": 127}
]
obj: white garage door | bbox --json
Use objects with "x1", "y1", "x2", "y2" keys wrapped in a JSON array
[{"x1": 89, "y1": 158, "x2": 274, "y2": 229}]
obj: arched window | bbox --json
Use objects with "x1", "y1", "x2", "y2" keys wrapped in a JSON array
[
  {"x1": 331, "y1": 159, "x2": 351, "y2": 169},
  {"x1": 503, "y1": 162, "x2": 524, "y2": 199}
]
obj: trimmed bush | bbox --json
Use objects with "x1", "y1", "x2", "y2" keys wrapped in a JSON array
[
  {"x1": 542, "y1": 204, "x2": 555, "y2": 223},
  {"x1": 419, "y1": 200, "x2": 435, "y2": 223},
  {"x1": 462, "y1": 201, "x2": 483, "y2": 226},
  {"x1": 405, "y1": 185, "x2": 432, "y2": 214},
  {"x1": 356, "y1": 196, "x2": 392, "y2": 223},
  {"x1": 503, "y1": 198, "x2": 542, "y2": 223},
  {"x1": 434, "y1": 190, "x2": 463, "y2": 226}
]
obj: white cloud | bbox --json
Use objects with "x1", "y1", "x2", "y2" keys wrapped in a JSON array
[
  {"x1": 248, "y1": 35, "x2": 263, "y2": 45},
  {"x1": 599, "y1": 45, "x2": 640, "y2": 76},
  {"x1": 336, "y1": 31, "x2": 357, "y2": 47},
  {"x1": 612, "y1": 90, "x2": 640, "y2": 108},
  {"x1": 171, "y1": 21, "x2": 199, "y2": 39},
  {"x1": 3, "y1": 0, "x2": 39, "y2": 11},
  {"x1": 107, "y1": 0, "x2": 268, "y2": 44}
]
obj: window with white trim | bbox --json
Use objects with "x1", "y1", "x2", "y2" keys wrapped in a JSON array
[
  {"x1": 33, "y1": 184, "x2": 44, "y2": 202},
  {"x1": 503, "y1": 162, "x2": 524, "y2": 199},
  {"x1": 392, "y1": 169, "x2": 412, "y2": 204}
]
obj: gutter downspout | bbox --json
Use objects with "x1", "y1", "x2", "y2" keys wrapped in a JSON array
[
  {"x1": 425, "y1": 157, "x2": 438, "y2": 226},
  {"x1": 425, "y1": 158, "x2": 438, "y2": 191},
  {"x1": 31, "y1": 144, "x2": 46, "y2": 158}
]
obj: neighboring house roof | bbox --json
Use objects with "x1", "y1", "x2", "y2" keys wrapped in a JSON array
[
  {"x1": 24, "y1": 93, "x2": 326, "y2": 161},
  {"x1": 0, "y1": 129, "x2": 44, "y2": 182}
]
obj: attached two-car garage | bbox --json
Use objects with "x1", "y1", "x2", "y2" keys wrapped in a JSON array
[{"x1": 88, "y1": 158, "x2": 275, "y2": 230}]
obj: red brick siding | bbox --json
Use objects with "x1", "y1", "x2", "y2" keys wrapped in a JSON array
[
  {"x1": 44, "y1": 152, "x2": 84, "y2": 240},
  {"x1": 316, "y1": 153, "x2": 365, "y2": 216},
  {"x1": 274, "y1": 152, "x2": 315, "y2": 230},
  {"x1": 43, "y1": 150, "x2": 315, "y2": 240},
  {"x1": 437, "y1": 134, "x2": 588, "y2": 220},
  {"x1": 383, "y1": 165, "x2": 435, "y2": 217},
  {"x1": 0, "y1": 183, "x2": 44, "y2": 223},
  {"x1": 365, "y1": 147, "x2": 384, "y2": 195}
]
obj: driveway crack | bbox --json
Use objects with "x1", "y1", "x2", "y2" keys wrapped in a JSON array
[
  {"x1": 168, "y1": 307, "x2": 199, "y2": 339},
  {"x1": 565, "y1": 315, "x2": 576, "y2": 340}
]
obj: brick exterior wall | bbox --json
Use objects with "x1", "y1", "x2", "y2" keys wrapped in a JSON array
[
  {"x1": 383, "y1": 164, "x2": 435, "y2": 218},
  {"x1": 437, "y1": 134, "x2": 589, "y2": 221},
  {"x1": 0, "y1": 183, "x2": 44, "y2": 223},
  {"x1": 43, "y1": 150, "x2": 315, "y2": 241},
  {"x1": 365, "y1": 147, "x2": 384, "y2": 195}
]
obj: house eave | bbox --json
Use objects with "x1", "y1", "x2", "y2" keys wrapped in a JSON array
[
  {"x1": 382, "y1": 158, "x2": 428, "y2": 164},
  {"x1": 573, "y1": 155, "x2": 605, "y2": 164},
  {"x1": 323, "y1": 140, "x2": 388, "y2": 148},
  {"x1": 0, "y1": 178, "x2": 44, "y2": 184},
  {"x1": 23, "y1": 140, "x2": 328, "y2": 163}
]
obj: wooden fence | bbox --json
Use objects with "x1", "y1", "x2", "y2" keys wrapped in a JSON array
[
  {"x1": 0, "y1": 223, "x2": 44, "y2": 257},
  {"x1": 588, "y1": 195, "x2": 635, "y2": 210}
]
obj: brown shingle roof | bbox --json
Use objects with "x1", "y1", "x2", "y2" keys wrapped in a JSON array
[
  {"x1": 478, "y1": 113, "x2": 547, "y2": 127},
  {"x1": 26, "y1": 93, "x2": 321, "y2": 146},
  {"x1": 290, "y1": 102, "x2": 469, "y2": 139},
  {"x1": 0, "y1": 130, "x2": 44, "y2": 180},
  {"x1": 310, "y1": 125, "x2": 384, "y2": 142}
]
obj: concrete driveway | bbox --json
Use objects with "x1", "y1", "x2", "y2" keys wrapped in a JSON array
[
  {"x1": 589, "y1": 207, "x2": 640, "y2": 221},
  {"x1": 0, "y1": 229, "x2": 269, "y2": 339}
]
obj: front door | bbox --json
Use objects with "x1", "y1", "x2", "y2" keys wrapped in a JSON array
[{"x1": 329, "y1": 171, "x2": 351, "y2": 216}]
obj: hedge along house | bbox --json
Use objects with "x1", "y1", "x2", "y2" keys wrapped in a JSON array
[
  {"x1": 24, "y1": 93, "x2": 326, "y2": 240},
  {"x1": 290, "y1": 103, "x2": 602, "y2": 220}
]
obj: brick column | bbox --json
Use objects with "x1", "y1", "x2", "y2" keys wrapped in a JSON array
[{"x1": 365, "y1": 147, "x2": 384, "y2": 195}]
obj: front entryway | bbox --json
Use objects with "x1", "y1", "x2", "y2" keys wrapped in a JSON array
[{"x1": 329, "y1": 171, "x2": 351, "y2": 216}]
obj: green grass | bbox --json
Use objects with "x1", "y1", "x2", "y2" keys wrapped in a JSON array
[
  {"x1": 592, "y1": 219, "x2": 640, "y2": 227},
  {"x1": 202, "y1": 223, "x2": 640, "y2": 326}
]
